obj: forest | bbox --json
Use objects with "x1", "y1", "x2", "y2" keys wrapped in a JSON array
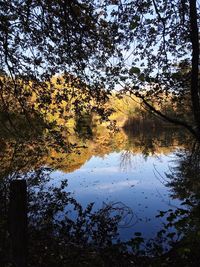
[{"x1": 0, "y1": 0, "x2": 199, "y2": 266}]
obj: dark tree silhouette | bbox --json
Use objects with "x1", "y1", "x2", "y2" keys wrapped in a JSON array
[{"x1": 0, "y1": 1, "x2": 199, "y2": 140}]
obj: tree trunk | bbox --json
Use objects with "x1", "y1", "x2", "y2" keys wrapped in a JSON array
[{"x1": 189, "y1": 0, "x2": 200, "y2": 138}]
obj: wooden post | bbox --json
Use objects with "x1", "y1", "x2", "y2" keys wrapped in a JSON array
[{"x1": 9, "y1": 179, "x2": 27, "y2": 267}]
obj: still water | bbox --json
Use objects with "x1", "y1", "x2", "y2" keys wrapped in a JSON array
[
  {"x1": 1, "y1": 124, "x2": 198, "y2": 266},
  {"x1": 0, "y1": 126, "x2": 190, "y2": 243},
  {"x1": 48, "y1": 128, "x2": 188, "y2": 241}
]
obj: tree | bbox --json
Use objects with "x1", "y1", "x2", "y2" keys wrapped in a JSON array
[
  {"x1": 0, "y1": 0, "x2": 199, "y2": 140},
  {"x1": 97, "y1": 0, "x2": 199, "y2": 139},
  {"x1": 0, "y1": 0, "x2": 116, "y2": 135}
]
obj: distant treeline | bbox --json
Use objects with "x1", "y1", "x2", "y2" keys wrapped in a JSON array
[{"x1": 0, "y1": 74, "x2": 192, "y2": 136}]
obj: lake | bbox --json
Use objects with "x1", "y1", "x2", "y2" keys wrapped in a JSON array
[
  {"x1": 1, "y1": 123, "x2": 199, "y2": 266},
  {"x1": 42, "y1": 126, "x2": 189, "y2": 241}
]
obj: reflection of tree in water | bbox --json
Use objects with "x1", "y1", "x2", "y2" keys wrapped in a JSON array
[
  {"x1": 0, "y1": 167, "x2": 136, "y2": 266},
  {"x1": 0, "y1": 125, "x2": 189, "y2": 180},
  {"x1": 117, "y1": 142, "x2": 200, "y2": 266},
  {"x1": 119, "y1": 150, "x2": 144, "y2": 172},
  {"x1": 167, "y1": 143, "x2": 200, "y2": 200},
  {"x1": 0, "y1": 122, "x2": 199, "y2": 265},
  {"x1": 123, "y1": 125, "x2": 191, "y2": 158},
  {"x1": 0, "y1": 139, "x2": 46, "y2": 180},
  {"x1": 151, "y1": 143, "x2": 200, "y2": 265},
  {"x1": 118, "y1": 126, "x2": 187, "y2": 172},
  {"x1": 120, "y1": 150, "x2": 134, "y2": 172}
]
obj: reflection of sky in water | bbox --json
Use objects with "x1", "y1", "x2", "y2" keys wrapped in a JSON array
[{"x1": 51, "y1": 151, "x2": 179, "y2": 241}]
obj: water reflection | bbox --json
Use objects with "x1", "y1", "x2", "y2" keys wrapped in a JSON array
[
  {"x1": 1, "y1": 167, "x2": 134, "y2": 266},
  {"x1": 0, "y1": 125, "x2": 199, "y2": 266},
  {"x1": 167, "y1": 143, "x2": 200, "y2": 201},
  {"x1": 149, "y1": 144, "x2": 200, "y2": 265},
  {"x1": 0, "y1": 124, "x2": 190, "y2": 178}
]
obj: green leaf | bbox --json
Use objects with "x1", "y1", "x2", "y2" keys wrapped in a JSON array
[
  {"x1": 129, "y1": 67, "x2": 141, "y2": 75},
  {"x1": 129, "y1": 15, "x2": 140, "y2": 29},
  {"x1": 130, "y1": 21, "x2": 139, "y2": 29},
  {"x1": 139, "y1": 73, "x2": 145, "y2": 81}
]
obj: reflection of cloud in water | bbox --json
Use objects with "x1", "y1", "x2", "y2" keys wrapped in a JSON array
[
  {"x1": 93, "y1": 180, "x2": 139, "y2": 192},
  {"x1": 77, "y1": 166, "x2": 120, "y2": 174},
  {"x1": 76, "y1": 180, "x2": 139, "y2": 193}
]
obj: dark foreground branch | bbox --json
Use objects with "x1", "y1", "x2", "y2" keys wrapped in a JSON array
[{"x1": 135, "y1": 92, "x2": 199, "y2": 140}]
